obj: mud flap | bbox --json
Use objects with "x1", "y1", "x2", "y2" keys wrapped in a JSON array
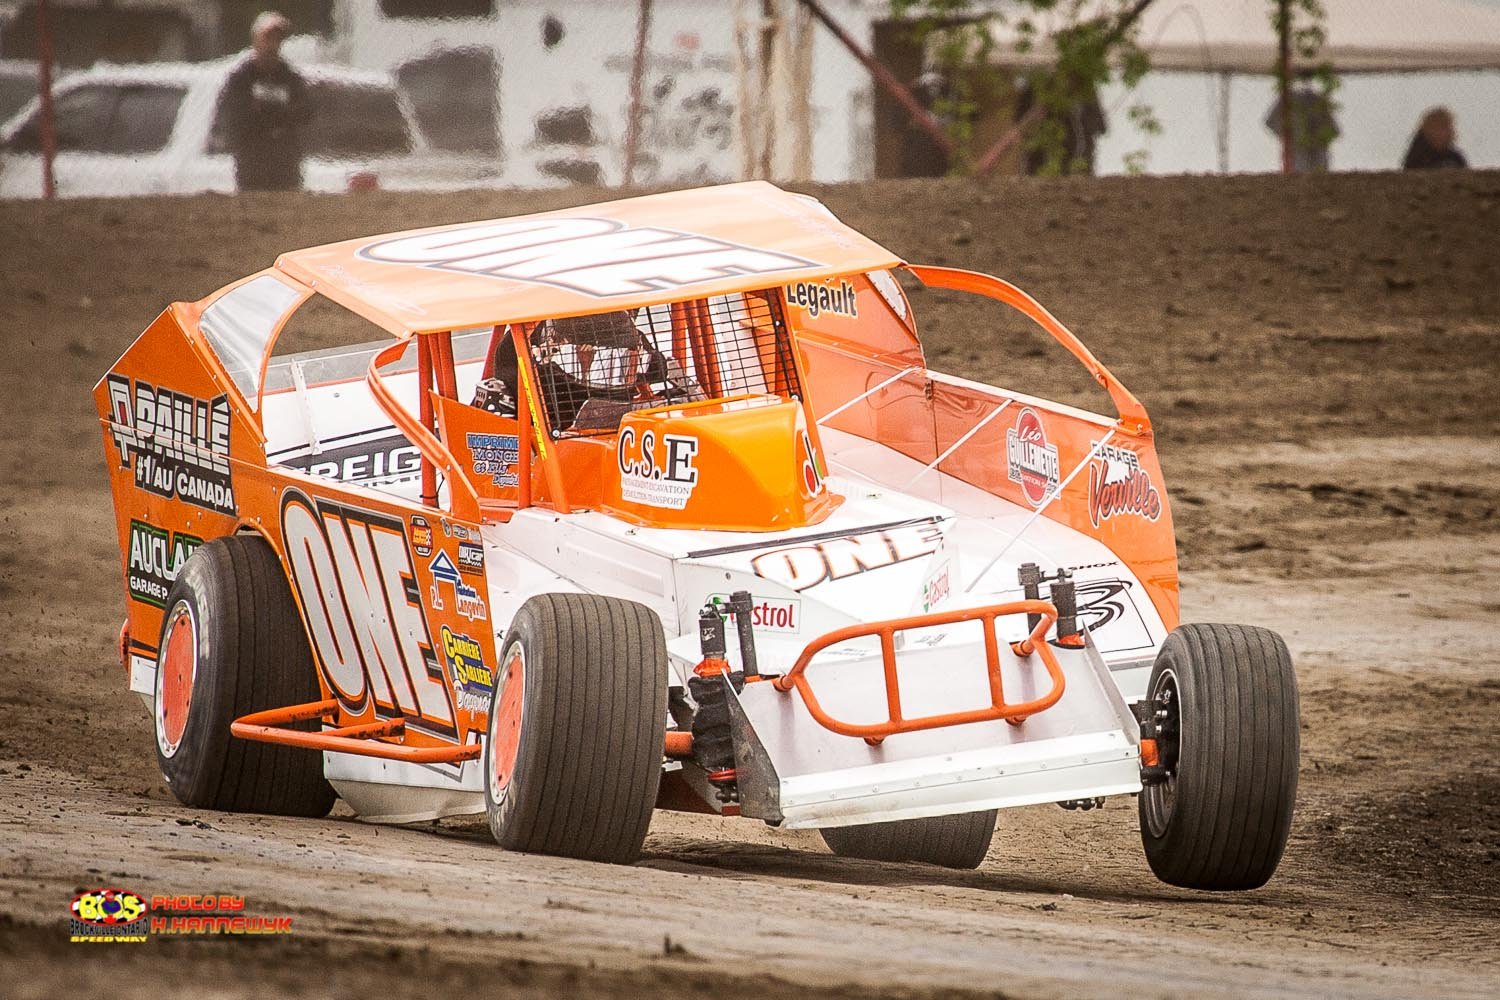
[{"x1": 730, "y1": 634, "x2": 1142, "y2": 829}]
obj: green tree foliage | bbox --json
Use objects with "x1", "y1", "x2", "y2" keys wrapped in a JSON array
[{"x1": 891, "y1": 1, "x2": 1158, "y2": 176}]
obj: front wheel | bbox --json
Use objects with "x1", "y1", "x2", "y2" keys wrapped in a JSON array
[
  {"x1": 484, "y1": 593, "x2": 668, "y2": 863},
  {"x1": 1139, "y1": 623, "x2": 1299, "y2": 890}
]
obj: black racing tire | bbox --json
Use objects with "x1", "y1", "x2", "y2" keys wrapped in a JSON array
[
  {"x1": 1139, "y1": 623, "x2": 1299, "y2": 891},
  {"x1": 484, "y1": 593, "x2": 668, "y2": 864},
  {"x1": 820, "y1": 810, "x2": 997, "y2": 869},
  {"x1": 154, "y1": 535, "x2": 335, "y2": 817}
]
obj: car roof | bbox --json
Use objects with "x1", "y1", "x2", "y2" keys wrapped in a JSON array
[
  {"x1": 51, "y1": 57, "x2": 394, "y2": 89},
  {"x1": 269, "y1": 181, "x2": 904, "y2": 337}
]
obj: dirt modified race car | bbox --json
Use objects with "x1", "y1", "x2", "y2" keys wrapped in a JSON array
[{"x1": 97, "y1": 182, "x2": 1298, "y2": 889}]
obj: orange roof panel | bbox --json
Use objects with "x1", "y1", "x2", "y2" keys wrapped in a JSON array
[{"x1": 274, "y1": 181, "x2": 903, "y2": 335}]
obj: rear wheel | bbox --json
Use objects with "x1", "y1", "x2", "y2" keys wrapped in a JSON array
[
  {"x1": 820, "y1": 810, "x2": 997, "y2": 869},
  {"x1": 484, "y1": 593, "x2": 668, "y2": 863},
  {"x1": 1139, "y1": 623, "x2": 1299, "y2": 890},
  {"x1": 154, "y1": 535, "x2": 335, "y2": 817}
]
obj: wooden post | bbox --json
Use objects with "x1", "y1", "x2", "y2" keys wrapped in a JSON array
[
  {"x1": 798, "y1": 0, "x2": 955, "y2": 159},
  {"x1": 1277, "y1": 0, "x2": 1294, "y2": 174},
  {"x1": 622, "y1": 0, "x2": 653, "y2": 187},
  {"x1": 36, "y1": 0, "x2": 57, "y2": 200}
]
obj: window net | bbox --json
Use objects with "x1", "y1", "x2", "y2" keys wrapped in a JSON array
[{"x1": 525, "y1": 290, "x2": 801, "y2": 437}]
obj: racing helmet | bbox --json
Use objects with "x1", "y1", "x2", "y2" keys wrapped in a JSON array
[{"x1": 535, "y1": 311, "x2": 664, "y2": 391}]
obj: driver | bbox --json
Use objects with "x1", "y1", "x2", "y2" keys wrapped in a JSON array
[{"x1": 473, "y1": 311, "x2": 669, "y2": 430}]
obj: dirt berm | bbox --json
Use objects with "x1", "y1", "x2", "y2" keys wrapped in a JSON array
[{"x1": 0, "y1": 170, "x2": 1496, "y2": 998}]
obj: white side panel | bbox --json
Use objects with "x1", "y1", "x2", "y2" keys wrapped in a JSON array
[{"x1": 324, "y1": 752, "x2": 484, "y2": 824}]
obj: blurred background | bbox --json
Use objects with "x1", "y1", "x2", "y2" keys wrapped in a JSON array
[{"x1": 0, "y1": 0, "x2": 1495, "y2": 199}]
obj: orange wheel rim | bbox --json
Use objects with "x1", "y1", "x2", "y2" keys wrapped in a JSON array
[
  {"x1": 157, "y1": 603, "x2": 196, "y2": 757},
  {"x1": 488, "y1": 645, "x2": 526, "y2": 797}
]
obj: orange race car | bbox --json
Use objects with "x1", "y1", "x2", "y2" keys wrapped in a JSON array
[{"x1": 97, "y1": 182, "x2": 1299, "y2": 889}]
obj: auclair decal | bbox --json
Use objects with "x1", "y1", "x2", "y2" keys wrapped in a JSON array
[
  {"x1": 105, "y1": 375, "x2": 235, "y2": 515},
  {"x1": 279, "y1": 491, "x2": 457, "y2": 740},
  {"x1": 126, "y1": 520, "x2": 202, "y2": 608},
  {"x1": 751, "y1": 522, "x2": 946, "y2": 593},
  {"x1": 1006, "y1": 407, "x2": 1059, "y2": 508},
  {"x1": 618, "y1": 428, "x2": 699, "y2": 510},
  {"x1": 358, "y1": 217, "x2": 816, "y2": 298},
  {"x1": 1087, "y1": 441, "x2": 1162, "y2": 527},
  {"x1": 784, "y1": 279, "x2": 857, "y2": 319},
  {"x1": 429, "y1": 550, "x2": 488, "y2": 622}
]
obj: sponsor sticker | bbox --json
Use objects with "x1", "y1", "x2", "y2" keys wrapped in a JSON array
[
  {"x1": 1006, "y1": 407, "x2": 1059, "y2": 508},
  {"x1": 1087, "y1": 441, "x2": 1163, "y2": 527},
  {"x1": 708, "y1": 593, "x2": 802, "y2": 634},
  {"x1": 126, "y1": 521, "x2": 202, "y2": 608},
  {"x1": 458, "y1": 540, "x2": 485, "y2": 576},
  {"x1": 429, "y1": 550, "x2": 488, "y2": 622},
  {"x1": 105, "y1": 375, "x2": 235, "y2": 515},
  {"x1": 751, "y1": 521, "x2": 946, "y2": 593},
  {"x1": 440, "y1": 625, "x2": 495, "y2": 714},
  {"x1": 798, "y1": 429, "x2": 825, "y2": 497},
  {"x1": 784, "y1": 279, "x2": 857, "y2": 319},
  {"x1": 278, "y1": 433, "x2": 419, "y2": 488},
  {"x1": 617, "y1": 428, "x2": 699, "y2": 510},
  {"x1": 358, "y1": 217, "x2": 815, "y2": 298},
  {"x1": 466, "y1": 431, "x2": 520, "y2": 488},
  {"x1": 1074, "y1": 577, "x2": 1155, "y2": 653},
  {"x1": 410, "y1": 515, "x2": 433, "y2": 557},
  {"x1": 920, "y1": 556, "x2": 953, "y2": 613}
]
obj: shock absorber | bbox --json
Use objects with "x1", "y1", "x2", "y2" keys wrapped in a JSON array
[
  {"x1": 1050, "y1": 568, "x2": 1084, "y2": 648},
  {"x1": 727, "y1": 589, "x2": 760, "y2": 681},
  {"x1": 689, "y1": 603, "x2": 737, "y2": 799}
]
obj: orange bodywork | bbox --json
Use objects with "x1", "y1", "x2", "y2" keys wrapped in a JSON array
[{"x1": 95, "y1": 181, "x2": 1177, "y2": 770}]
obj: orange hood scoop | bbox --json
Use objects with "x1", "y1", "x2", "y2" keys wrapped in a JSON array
[{"x1": 603, "y1": 394, "x2": 841, "y2": 532}]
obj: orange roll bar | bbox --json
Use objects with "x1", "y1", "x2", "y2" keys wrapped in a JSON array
[
  {"x1": 772, "y1": 600, "x2": 1068, "y2": 742},
  {"x1": 907, "y1": 264, "x2": 1151, "y2": 434},
  {"x1": 510, "y1": 322, "x2": 571, "y2": 514},
  {"x1": 366, "y1": 338, "x2": 481, "y2": 521},
  {"x1": 230, "y1": 699, "x2": 481, "y2": 764}
]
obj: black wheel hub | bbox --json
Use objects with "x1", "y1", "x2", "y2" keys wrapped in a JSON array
[{"x1": 1141, "y1": 669, "x2": 1182, "y2": 839}]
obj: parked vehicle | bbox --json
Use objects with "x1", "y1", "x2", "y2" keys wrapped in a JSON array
[
  {"x1": 0, "y1": 57, "x2": 500, "y2": 198},
  {"x1": 0, "y1": 60, "x2": 45, "y2": 123},
  {"x1": 96, "y1": 182, "x2": 1299, "y2": 888}
]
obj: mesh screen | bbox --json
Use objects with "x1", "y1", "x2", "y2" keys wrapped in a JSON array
[{"x1": 527, "y1": 290, "x2": 800, "y2": 437}]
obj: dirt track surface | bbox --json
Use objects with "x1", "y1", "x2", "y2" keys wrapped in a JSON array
[{"x1": 1, "y1": 171, "x2": 1497, "y2": 997}]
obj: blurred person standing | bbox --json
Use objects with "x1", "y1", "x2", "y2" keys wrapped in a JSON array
[
  {"x1": 217, "y1": 11, "x2": 309, "y2": 192},
  {"x1": 1403, "y1": 108, "x2": 1468, "y2": 170},
  {"x1": 1264, "y1": 82, "x2": 1338, "y2": 173}
]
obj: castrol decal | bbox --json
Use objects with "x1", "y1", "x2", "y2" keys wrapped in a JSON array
[
  {"x1": 1006, "y1": 407, "x2": 1059, "y2": 508},
  {"x1": 708, "y1": 593, "x2": 802, "y2": 634}
]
